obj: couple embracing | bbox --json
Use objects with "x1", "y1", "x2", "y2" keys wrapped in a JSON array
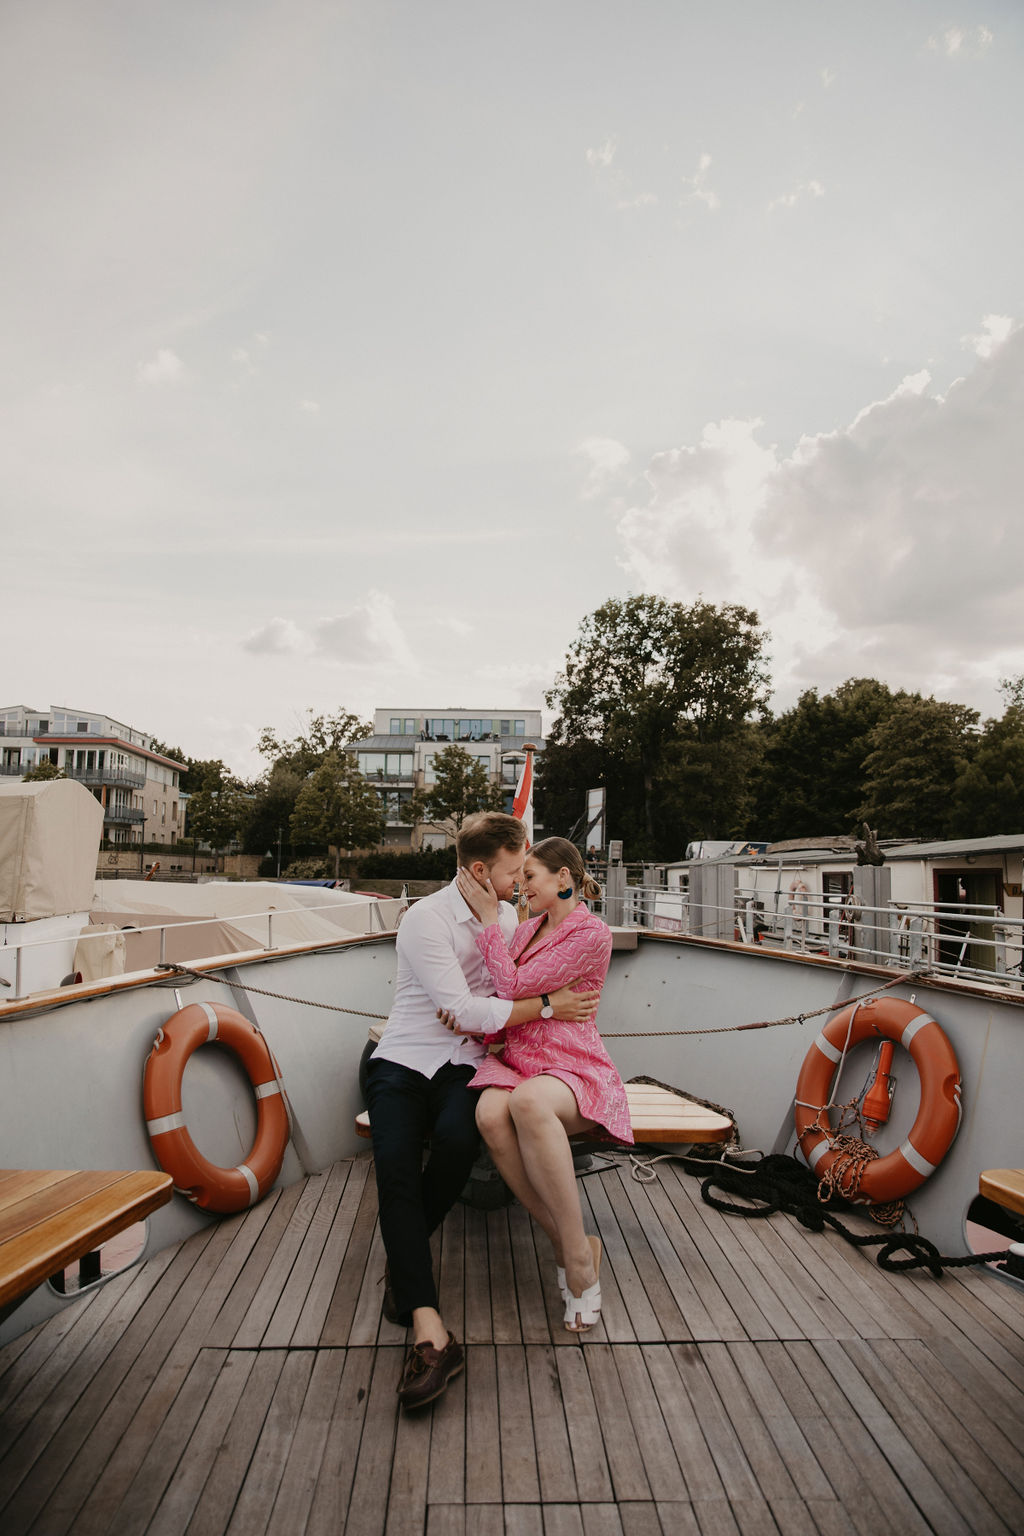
[{"x1": 365, "y1": 811, "x2": 632, "y2": 1411}]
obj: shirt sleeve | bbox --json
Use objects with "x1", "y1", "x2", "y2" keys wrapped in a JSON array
[
  {"x1": 397, "y1": 906, "x2": 514, "y2": 1033},
  {"x1": 477, "y1": 917, "x2": 613, "y2": 1002}
]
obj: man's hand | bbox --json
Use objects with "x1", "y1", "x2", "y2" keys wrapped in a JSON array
[
  {"x1": 437, "y1": 1007, "x2": 486, "y2": 1042},
  {"x1": 548, "y1": 983, "x2": 601, "y2": 1022},
  {"x1": 456, "y1": 866, "x2": 501, "y2": 927}
]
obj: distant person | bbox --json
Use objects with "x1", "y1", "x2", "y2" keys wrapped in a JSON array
[
  {"x1": 365, "y1": 813, "x2": 599, "y2": 1410},
  {"x1": 447, "y1": 837, "x2": 631, "y2": 1332}
]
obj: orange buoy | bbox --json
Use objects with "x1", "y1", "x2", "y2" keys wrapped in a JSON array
[
  {"x1": 794, "y1": 997, "x2": 961, "y2": 1205},
  {"x1": 143, "y1": 1002, "x2": 289, "y2": 1214}
]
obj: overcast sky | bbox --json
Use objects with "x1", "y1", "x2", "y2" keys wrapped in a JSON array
[{"x1": 5, "y1": 1, "x2": 1023, "y2": 775}]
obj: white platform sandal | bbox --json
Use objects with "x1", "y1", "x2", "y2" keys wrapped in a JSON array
[{"x1": 564, "y1": 1235, "x2": 602, "y2": 1332}]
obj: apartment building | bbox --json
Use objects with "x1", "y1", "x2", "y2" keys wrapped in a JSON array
[
  {"x1": 0, "y1": 704, "x2": 185, "y2": 846},
  {"x1": 346, "y1": 707, "x2": 544, "y2": 848}
]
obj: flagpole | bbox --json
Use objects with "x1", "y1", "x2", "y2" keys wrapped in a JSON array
[{"x1": 512, "y1": 742, "x2": 535, "y2": 922}]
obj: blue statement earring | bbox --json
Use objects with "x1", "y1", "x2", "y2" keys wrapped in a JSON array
[{"x1": 557, "y1": 885, "x2": 573, "y2": 900}]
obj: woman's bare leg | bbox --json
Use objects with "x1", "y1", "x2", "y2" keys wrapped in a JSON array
[
  {"x1": 506, "y1": 1076, "x2": 597, "y2": 1301},
  {"x1": 475, "y1": 1088, "x2": 562, "y2": 1259}
]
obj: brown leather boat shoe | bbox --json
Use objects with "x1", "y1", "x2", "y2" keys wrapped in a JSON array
[
  {"x1": 396, "y1": 1331, "x2": 464, "y2": 1410},
  {"x1": 381, "y1": 1263, "x2": 402, "y2": 1326}
]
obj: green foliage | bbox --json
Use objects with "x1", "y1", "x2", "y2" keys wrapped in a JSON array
[
  {"x1": 290, "y1": 750, "x2": 386, "y2": 877},
  {"x1": 243, "y1": 763, "x2": 304, "y2": 863},
  {"x1": 950, "y1": 707, "x2": 1024, "y2": 836},
  {"x1": 544, "y1": 595, "x2": 771, "y2": 856},
  {"x1": 186, "y1": 778, "x2": 252, "y2": 851},
  {"x1": 22, "y1": 759, "x2": 64, "y2": 781},
  {"x1": 257, "y1": 709, "x2": 371, "y2": 778},
  {"x1": 403, "y1": 744, "x2": 504, "y2": 837},
  {"x1": 753, "y1": 678, "x2": 900, "y2": 839},
  {"x1": 859, "y1": 696, "x2": 979, "y2": 839},
  {"x1": 356, "y1": 846, "x2": 458, "y2": 879}
]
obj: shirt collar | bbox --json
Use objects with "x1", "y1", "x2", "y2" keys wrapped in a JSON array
[{"x1": 447, "y1": 877, "x2": 479, "y2": 925}]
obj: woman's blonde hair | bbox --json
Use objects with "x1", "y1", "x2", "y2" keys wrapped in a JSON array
[{"x1": 528, "y1": 837, "x2": 602, "y2": 902}]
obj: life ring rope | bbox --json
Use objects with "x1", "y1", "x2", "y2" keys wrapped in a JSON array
[{"x1": 143, "y1": 1001, "x2": 290, "y2": 1215}]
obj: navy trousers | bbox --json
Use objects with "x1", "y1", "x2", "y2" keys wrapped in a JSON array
[{"x1": 365, "y1": 1057, "x2": 480, "y2": 1326}]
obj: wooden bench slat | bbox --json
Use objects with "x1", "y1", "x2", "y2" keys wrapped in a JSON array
[
  {"x1": 0, "y1": 1169, "x2": 174, "y2": 1310},
  {"x1": 979, "y1": 1169, "x2": 1024, "y2": 1219}
]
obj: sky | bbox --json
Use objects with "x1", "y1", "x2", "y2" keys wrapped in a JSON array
[{"x1": 5, "y1": 1, "x2": 1024, "y2": 777}]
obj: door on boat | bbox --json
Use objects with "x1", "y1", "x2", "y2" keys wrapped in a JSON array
[{"x1": 934, "y1": 868, "x2": 1000, "y2": 973}]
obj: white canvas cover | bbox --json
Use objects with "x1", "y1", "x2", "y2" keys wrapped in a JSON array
[
  {"x1": 89, "y1": 879, "x2": 404, "y2": 947},
  {"x1": 0, "y1": 779, "x2": 104, "y2": 922}
]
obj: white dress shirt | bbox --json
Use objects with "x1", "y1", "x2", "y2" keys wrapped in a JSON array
[{"x1": 371, "y1": 879, "x2": 518, "y2": 1078}]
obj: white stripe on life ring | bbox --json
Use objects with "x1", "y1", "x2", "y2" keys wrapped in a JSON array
[
  {"x1": 199, "y1": 1001, "x2": 219, "y2": 1040},
  {"x1": 236, "y1": 1163, "x2": 260, "y2": 1205},
  {"x1": 146, "y1": 1111, "x2": 187, "y2": 1137},
  {"x1": 808, "y1": 1140, "x2": 830, "y2": 1171},
  {"x1": 253, "y1": 1079, "x2": 282, "y2": 1099},
  {"x1": 900, "y1": 1012, "x2": 935, "y2": 1049},
  {"x1": 815, "y1": 1034, "x2": 843, "y2": 1064},
  {"x1": 900, "y1": 1139, "x2": 936, "y2": 1178}
]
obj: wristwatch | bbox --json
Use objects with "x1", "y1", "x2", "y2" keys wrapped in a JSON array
[{"x1": 539, "y1": 993, "x2": 554, "y2": 1018}]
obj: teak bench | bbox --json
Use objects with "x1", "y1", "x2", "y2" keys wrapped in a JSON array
[
  {"x1": 355, "y1": 1080, "x2": 734, "y2": 1146},
  {"x1": 0, "y1": 1168, "x2": 174, "y2": 1315},
  {"x1": 979, "y1": 1168, "x2": 1024, "y2": 1219}
]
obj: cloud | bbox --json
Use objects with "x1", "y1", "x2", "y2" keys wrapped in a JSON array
[
  {"x1": 768, "y1": 179, "x2": 825, "y2": 213},
  {"x1": 613, "y1": 323, "x2": 1024, "y2": 705},
  {"x1": 586, "y1": 138, "x2": 617, "y2": 170},
  {"x1": 962, "y1": 314, "x2": 1015, "y2": 358},
  {"x1": 820, "y1": 67, "x2": 837, "y2": 88},
  {"x1": 243, "y1": 591, "x2": 416, "y2": 671},
  {"x1": 576, "y1": 436, "x2": 631, "y2": 499},
  {"x1": 585, "y1": 136, "x2": 656, "y2": 211},
  {"x1": 299, "y1": 399, "x2": 320, "y2": 413},
  {"x1": 136, "y1": 348, "x2": 185, "y2": 385},
  {"x1": 927, "y1": 26, "x2": 994, "y2": 58},
  {"x1": 681, "y1": 153, "x2": 719, "y2": 212}
]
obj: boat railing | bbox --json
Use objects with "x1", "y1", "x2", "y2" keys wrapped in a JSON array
[
  {"x1": 0, "y1": 897, "x2": 400, "y2": 1001},
  {"x1": 600, "y1": 880, "x2": 1024, "y2": 991}
]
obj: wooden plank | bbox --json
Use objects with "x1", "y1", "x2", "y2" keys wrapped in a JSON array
[
  {"x1": 601, "y1": 1172, "x2": 689, "y2": 1343},
  {"x1": 465, "y1": 1345, "x2": 502, "y2": 1504},
  {"x1": 554, "y1": 1348, "x2": 614, "y2": 1504},
  {"x1": 428, "y1": 1508, "x2": 467, "y2": 1536},
  {"x1": 503, "y1": 1506, "x2": 544, "y2": 1536},
  {"x1": 577, "y1": 1178, "x2": 644, "y2": 1343},
  {"x1": 464, "y1": 1507, "x2": 504, "y2": 1536},
  {"x1": 291, "y1": 1157, "x2": 371, "y2": 1345},
  {"x1": 524, "y1": 1344, "x2": 576, "y2": 1503},
  {"x1": 0, "y1": 1170, "x2": 124, "y2": 1241},
  {"x1": 202, "y1": 1180, "x2": 305, "y2": 1347},
  {"x1": 496, "y1": 1345, "x2": 540, "y2": 1504},
  {"x1": 261, "y1": 1161, "x2": 352, "y2": 1346},
  {"x1": 263, "y1": 1349, "x2": 348, "y2": 1536},
  {"x1": 487, "y1": 1209, "x2": 521, "y2": 1344},
  {"x1": 809, "y1": 1338, "x2": 973, "y2": 1536},
  {"x1": 896, "y1": 1336, "x2": 1024, "y2": 1493},
  {"x1": 772, "y1": 1207, "x2": 924, "y2": 1341},
  {"x1": 611, "y1": 1346, "x2": 688, "y2": 1501},
  {"x1": 507, "y1": 1203, "x2": 551, "y2": 1344},
  {"x1": 350, "y1": 1216, "x2": 395, "y2": 1346},
  {"x1": 314, "y1": 1169, "x2": 383, "y2": 1347},
  {"x1": 840, "y1": 1337, "x2": 1013, "y2": 1536},
  {"x1": 438, "y1": 1199, "x2": 467, "y2": 1344},
  {"x1": 428, "y1": 1342, "x2": 467, "y2": 1505},
  {"x1": 667, "y1": 1344, "x2": 760, "y2": 1502},
  {"x1": 144, "y1": 1349, "x2": 257, "y2": 1536},
  {"x1": 980, "y1": 1169, "x2": 1024, "y2": 1218},
  {"x1": 177, "y1": 1348, "x2": 287, "y2": 1536},
  {"x1": 541, "y1": 1505, "x2": 585, "y2": 1536},
  {"x1": 585, "y1": 1344, "x2": 652, "y2": 1502},
  {"x1": 696, "y1": 1343, "x2": 801, "y2": 1503},
  {"x1": 615, "y1": 1169, "x2": 721, "y2": 1342},
  {"x1": 0, "y1": 1169, "x2": 172, "y2": 1309},
  {"x1": 0, "y1": 1226, "x2": 216, "y2": 1525},
  {"x1": 753, "y1": 1341, "x2": 893, "y2": 1536},
  {"x1": 583, "y1": 1505, "x2": 629, "y2": 1536},
  {"x1": 722, "y1": 1341, "x2": 834, "y2": 1501},
  {"x1": 342, "y1": 1345, "x2": 405, "y2": 1536},
  {"x1": 305, "y1": 1347, "x2": 376, "y2": 1536},
  {"x1": 464, "y1": 1206, "x2": 493, "y2": 1346},
  {"x1": 231, "y1": 1175, "x2": 330, "y2": 1348},
  {"x1": 652, "y1": 1506, "x2": 702, "y2": 1536},
  {"x1": 703, "y1": 1212, "x2": 829, "y2": 1343},
  {"x1": 639, "y1": 1344, "x2": 726, "y2": 1503},
  {"x1": 385, "y1": 1373, "x2": 433, "y2": 1533},
  {"x1": 628, "y1": 1174, "x2": 746, "y2": 1343}
]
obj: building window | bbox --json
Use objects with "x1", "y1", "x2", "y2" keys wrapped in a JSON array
[
  {"x1": 172, "y1": 801, "x2": 178, "y2": 821},
  {"x1": 389, "y1": 717, "x2": 416, "y2": 735},
  {"x1": 77, "y1": 722, "x2": 88, "y2": 732},
  {"x1": 514, "y1": 720, "x2": 525, "y2": 736}
]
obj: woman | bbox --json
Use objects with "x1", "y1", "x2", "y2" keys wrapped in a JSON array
[{"x1": 451, "y1": 837, "x2": 631, "y2": 1332}]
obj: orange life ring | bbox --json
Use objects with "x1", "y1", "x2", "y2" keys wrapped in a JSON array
[
  {"x1": 794, "y1": 997, "x2": 961, "y2": 1205},
  {"x1": 143, "y1": 1002, "x2": 289, "y2": 1214}
]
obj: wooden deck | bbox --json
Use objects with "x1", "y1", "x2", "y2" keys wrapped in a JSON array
[{"x1": 1, "y1": 1152, "x2": 1023, "y2": 1535}]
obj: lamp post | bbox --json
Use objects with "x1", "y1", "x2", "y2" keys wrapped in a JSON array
[{"x1": 276, "y1": 827, "x2": 282, "y2": 879}]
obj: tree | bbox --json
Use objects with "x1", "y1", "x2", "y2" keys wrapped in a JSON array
[
  {"x1": 950, "y1": 706, "x2": 1024, "y2": 836},
  {"x1": 186, "y1": 777, "x2": 252, "y2": 855},
  {"x1": 544, "y1": 595, "x2": 771, "y2": 856},
  {"x1": 257, "y1": 710, "x2": 371, "y2": 778},
  {"x1": 290, "y1": 750, "x2": 386, "y2": 877},
  {"x1": 22, "y1": 759, "x2": 64, "y2": 781},
  {"x1": 243, "y1": 763, "x2": 304, "y2": 867},
  {"x1": 752, "y1": 678, "x2": 899, "y2": 839},
  {"x1": 403, "y1": 744, "x2": 504, "y2": 839},
  {"x1": 859, "y1": 696, "x2": 978, "y2": 839}
]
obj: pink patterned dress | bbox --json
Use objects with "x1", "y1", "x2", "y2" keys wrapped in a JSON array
[{"x1": 467, "y1": 904, "x2": 633, "y2": 1144}]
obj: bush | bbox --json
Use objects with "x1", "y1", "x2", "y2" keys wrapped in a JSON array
[
  {"x1": 282, "y1": 856, "x2": 333, "y2": 879},
  {"x1": 356, "y1": 847, "x2": 457, "y2": 880}
]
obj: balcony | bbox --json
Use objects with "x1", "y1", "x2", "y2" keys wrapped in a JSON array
[
  {"x1": 104, "y1": 805, "x2": 146, "y2": 824},
  {"x1": 66, "y1": 766, "x2": 147, "y2": 790}
]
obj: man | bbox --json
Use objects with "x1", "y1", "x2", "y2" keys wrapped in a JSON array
[{"x1": 365, "y1": 811, "x2": 598, "y2": 1410}]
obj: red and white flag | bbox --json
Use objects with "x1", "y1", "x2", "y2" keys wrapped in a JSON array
[{"x1": 512, "y1": 749, "x2": 533, "y2": 847}]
